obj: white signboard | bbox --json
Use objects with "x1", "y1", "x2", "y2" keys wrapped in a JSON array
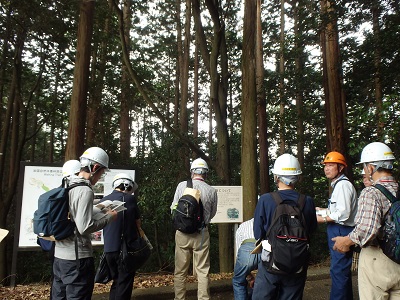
[
  {"x1": 211, "y1": 186, "x2": 243, "y2": 223},
  {"x1": 18, "y1": 165, "x2": 135, "y2": 248}
]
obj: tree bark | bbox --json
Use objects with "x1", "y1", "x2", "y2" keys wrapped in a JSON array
[
  {"x1": 241, "y1": 0, "x2": 258, "y2": 221},
  {"x1": 294, "y1": 0, "x2": 305, "y2": 170},
  {"x1": 174, "y1": 0, "x2": 182, "y2": 128},
  {"x1": 120, "y1": 0, "x2": 132, "y2": 161},
  {"x1": 256, "y1": 0, "x2": 269, "y2": 195},
  {"x1": 320, "y1": 0, "x2": 347, "y2": 155},
  {"x1": 372, "y1": 3, "x2": 384, "y2": 140},
  {"x1": 193, "y1": 36, "x2": 199, "y2": 141},
  {"x1": 278, "y1": 0, "x2": 286, "y2": 154},
  {"x1": 65, "y1": 0, "x2": 95, "y2": 160}
]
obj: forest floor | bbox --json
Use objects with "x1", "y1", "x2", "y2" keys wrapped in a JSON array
[{"x1": 0, "y1": 272, "x2": 234, "y2": 300}]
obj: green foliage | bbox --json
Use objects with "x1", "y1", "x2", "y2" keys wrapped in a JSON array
[{"x1": 3, "y1": 0, "x2": 400, "y2": 281}]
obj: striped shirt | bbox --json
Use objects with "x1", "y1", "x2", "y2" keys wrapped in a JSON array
[
  {"x1": 235, "y1": 218, "x2": 255, "y2": 251},
  {"x1": 170, "y1": 178, "x2": 218, "y2": 225},
  {"x1": 349, "y1": 176, "x2": 398, "y2": 247}
]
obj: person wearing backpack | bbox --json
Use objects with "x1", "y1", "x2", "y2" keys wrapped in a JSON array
[
  {"x1": 332, "y1": 142, "x2": 400, "y2": 299},
  {"x1": 100, "y1": 173, "x2": 143, "y2": 300},
  {"x1": 52, "y1": 147, "x2": 117, "y2": 300},
  {"x1": 39, "y1": 160, "x2": 81, "y2": 300},
  {"x1": 317, "y1": 151, "x2": 358, "y2": 300},
  {"x1": 170, "y1": 158, "x2": 218, "y2": 300},
  {"x1": 252, "y1": 154, "x2": 317, "y2": 300}
]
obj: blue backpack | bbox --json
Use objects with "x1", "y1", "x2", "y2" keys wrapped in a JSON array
[
  {"x1": 33, "y1": 180, "x2": 88, "y2": 241},
  {"x1": 373, "y1": 184, "x2": 400, "y2": 264}
]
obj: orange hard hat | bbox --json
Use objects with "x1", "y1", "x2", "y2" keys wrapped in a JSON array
[{"x1": 322, "y1": 151, "x2": 347, "y2": 167}]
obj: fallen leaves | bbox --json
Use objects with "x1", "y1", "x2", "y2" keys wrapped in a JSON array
[{"x1": 0, "y1": 272, "x2": 233, "y2": 299}]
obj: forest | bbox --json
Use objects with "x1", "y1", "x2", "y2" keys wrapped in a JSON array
[{"x1": 0, "y1": 0, "x2": 399, "y2": 284}]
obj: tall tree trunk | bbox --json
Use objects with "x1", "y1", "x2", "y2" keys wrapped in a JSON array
[
  {"x1": 293, "y1": 0, "x2": 305, "y2": 170},
  {"x1": 372, "y1": 3, "x2": 384, "y2": 140},
  {"x1": 48, "y1": 48, "x2": 63, "y2": 162},
  {"x1": 0, "y1": 6, "x2": 11, "y2": 135},
  {"x1": 175, "y1": 0, "x2": 182, "y2": 128},
  {"x1": 278, "y1": 0, "x2": 286, "y2": 154},
  {"x1": 193, "y1": 0, "x2": 233, "y2": 272},
  {"x1": 120, "y1": 0, "x2": 132, "y2": 161},
  {"x1": 193, "y1": 36, "x2": 199, "y2": 141},
  {"x1": 320, "y1": 0, "x2": 347, "y2": 155},
  {"x1": 87, "y1": 9, "x2": 109, "y2": 148},
  {"x1": 0, "y1": 27, "x2": 26, "y2": 282},
  {"x1": 241, "y1": 0, "x2": 258, "y2": 220},
  {"x1": 256, "y1": 0, "x2": 269, "y2": 195},
  {"x1": 111, "y1": 0, "x2": 211, "y2": 168},
  {"x1": 65, "y1": 0, "x2": 95, "y2": 160}
]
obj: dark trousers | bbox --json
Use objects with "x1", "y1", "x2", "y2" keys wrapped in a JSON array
[
  {"x1": 52, "y1": 257, "x2": 95, "y2": 300},
  {"x1": 327, "y1": 223, "x2": 354, "y2": 300},
  {"x1": 252, "y1": 261, "x2": 307, "y2": 300},
  {"x1": 105, "y1": 251, "x2": 136, "y2": 300}
]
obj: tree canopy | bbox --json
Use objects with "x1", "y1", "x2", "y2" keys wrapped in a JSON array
[{"x1": 0, "y1": 0, "x2": 399, "y2": 282}]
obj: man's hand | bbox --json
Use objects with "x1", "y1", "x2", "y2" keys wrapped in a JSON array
[
  {"x1": 138, "y1": 228, "x2": 145, "y2": 238},
  {"x1": 332, "y1": 236, "x2": 354, "y2": 253},
  {"x1": 107, "y1": 210, "x2": 118, "y2": 221}
]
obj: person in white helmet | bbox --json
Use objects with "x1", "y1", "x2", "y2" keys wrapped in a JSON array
[
  {"x1": 361, "y1": 169, "x2": 373, "y2": 188},
  {"x1": 100, "y1": 173, "x2": 143, "y2": 300},
  {"x1": 52, "y1": 147, "x2": 117, "y2": 300},
  {"x1": 332, "y1": 142, "x2": 399, "y2": 299},
  {"x1": 252, "y1": 154, "x2": 317, "y2": 300},
  {"x1": 170, "y1": 158, "x2": 218, "y2": 300},
  {"x1": 62, "y1": 160, "x2": 81, "y2": 183},
  {"x1": 38, "y1": 159, "x2": 83, "y2": 300}
]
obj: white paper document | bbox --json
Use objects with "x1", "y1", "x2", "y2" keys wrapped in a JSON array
[{"x1": 93, "y1": 200, "x2": 127, "y2": 220}]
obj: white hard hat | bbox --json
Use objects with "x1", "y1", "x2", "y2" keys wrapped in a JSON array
[
  {"x1": 272, "y1": 154, "x2": 302, "y2": 175},
  {"x1": 80, "y1": 147, "x2": 109, "y2": 170},
  {"x1": 112, "y1": 173, "x2": 137, "y2": 191},
  {"x1": 190, "y1": 158, "x2": 209, "y2": 174},
  {"x1": 62, "y1": 160, "x2": 81, "y2": 177},
  {"x1": 357, "y1": 142, "x2": 395, "y2": 168}
]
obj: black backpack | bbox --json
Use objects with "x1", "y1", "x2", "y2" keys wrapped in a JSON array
[
  {"x1": 373, "y1": 184, "x2": 400, "y2": 264},
  {"x1": 33, "y1": 180, "x2": 89, "y2": 241},
  {"x1": 265, "y1": 192, "x2": 310, "y2": 275},
  {"x1": 172, "y1": 179, "x2": 204, "y2": 234}
]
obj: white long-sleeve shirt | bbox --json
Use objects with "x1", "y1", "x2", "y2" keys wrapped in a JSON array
[{"x1": 328, "y1": 175, "x2": 358, "y2": 226}]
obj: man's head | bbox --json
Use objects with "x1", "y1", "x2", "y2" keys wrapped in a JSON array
[
  {"x1": 190, "y1": 158, "x2": 209, "y2": 178},
  {"x1": 357, "y1": 142, "x2": 395, "y2": 180},
  {"x1": 112, "y1": 173, "x2": 137, "y2": 194},
  {"x1": 322, "y1": 151, "x2": 347, "y2": 180},
  {"x1": 62, "y1": 160, "x2": 81, "y2": 178},
  {"x1": 272, "y1": 154, "x2": 302, "y2": 187},
  {"x1": 361, "y1": 169, "x2": 373, "y2": 187},
  {"x1": 79, "y1": 147, "x2": 109, "y2": 184}
]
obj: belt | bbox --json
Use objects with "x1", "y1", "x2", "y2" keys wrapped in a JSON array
[{"x1": 241, "y1": 238, "x2": 256, "y2": 245}]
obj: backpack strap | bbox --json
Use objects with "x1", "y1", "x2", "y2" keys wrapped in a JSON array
[
  {"x1": 270, "y1": 191, "x2": 306, "y2": 210},
  {"x1": 187, "y1": 179, "x2": 193, "y2": 188},
  {"x1": 270, "y1": 191, "x2": 283, "y2": 206},
  {"x1": 297, "y1": 194, "x2": 306, "y2": 211},
  {"x1": 373, "y1": 184, "x2": 398, "y2": 203},
  {"x1": 332, "y1": 177, "x2": 350, "y2": 193},
  {"x1": 66, "y1": 181, "x2": 89, "y2": 268}
]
